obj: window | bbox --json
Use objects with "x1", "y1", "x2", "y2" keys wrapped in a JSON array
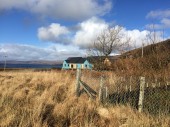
[
  {"x1": 71, "y1": 64, "x2": 73, "y2": 68},
  {"x1": 65, "y1": 64, "x2": 66, "y2": 67},
  {"x1": 85, "y1": 64, "x2": 87, "y2": 68}
]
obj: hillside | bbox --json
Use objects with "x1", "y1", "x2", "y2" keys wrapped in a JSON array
[
  {"x1": 122, "y1": 39, "x2": 170, "y2": 59},
  {"x1": 112, "y1": 39, "x2": 170, "y2": 76}
]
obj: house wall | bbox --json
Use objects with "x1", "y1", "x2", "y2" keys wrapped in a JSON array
[
  {"x1": 83, "y1": 60, "x2": 93, "y2": 69},
  {"x1": 69, "y1": 63, "x2": 77, "y2": 69},
  {"x1": 76, "y1": 64, "x2": 82, "y2": 69},
  {"x1": 62, "y1": 60, "x2": 93, "y2": 70},
  {"x1": 62, "y1": 61, "x2": 70, "y2": 69}
]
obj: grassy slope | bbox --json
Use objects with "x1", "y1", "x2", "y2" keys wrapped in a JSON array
[
  {"x1": 122, "y1": 39, "x2": 170, "y2": 58},
  {"x1": 0, "y1": 70, "x2": 170, "y2": 127},
  {"x1": 112, "y1": 39, "x2": 170, "y2": 77}
]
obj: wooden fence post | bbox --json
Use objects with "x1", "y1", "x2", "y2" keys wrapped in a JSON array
[
  {"x1": 105, "y1": 86, "x2": 108, "y2": 98},
  {"x1": 146, "y1": 83, "x2": 149, "y2": 88},
  {"x1": 76, "y1": 69, "x2": 81, "y2": 97},
  {"x1": 138, "y1": 77, "x2": 145, "y2": 113},
  {"x1": 129, "y1": 76, "x2": 132, "y2": 92},
  {"x1": 99, "y1": 76, "x2": 104, "y2": 103},
  {"x1": 166, "y1": 81, "x2": 169, "y2": 90}
]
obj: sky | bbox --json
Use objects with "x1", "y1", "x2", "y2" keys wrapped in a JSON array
[{"x1": 0, "y1": 0, "x2": 170, "y2": 61}]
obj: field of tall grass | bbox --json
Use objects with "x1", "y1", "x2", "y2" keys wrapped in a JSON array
[{"x1": 0, "y1": 70, "x2": 170, "y2": 127}]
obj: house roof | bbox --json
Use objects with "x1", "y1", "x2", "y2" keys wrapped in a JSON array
[
  {"x1": 65, "y1": 57, "x2": 87, "y2": 64},
  {"x1": 64, "y1": 55, "x2": 120, "y2": 64},
  {"x1": 87, "y1": 55, "x2": 120, "y2": 62}
]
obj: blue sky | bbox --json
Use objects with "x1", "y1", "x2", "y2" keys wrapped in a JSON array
[{"x1": 0, "y1": 0, "x2": 170, "y2": 61}]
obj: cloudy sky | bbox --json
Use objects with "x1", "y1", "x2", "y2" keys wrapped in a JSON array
[{"x1": 0, "y1": 0, "x2": 170, "y2": 61}]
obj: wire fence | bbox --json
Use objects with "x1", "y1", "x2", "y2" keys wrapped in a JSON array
[{"x1": 78, "y1": 69, "x2": 170, "y2": 115}]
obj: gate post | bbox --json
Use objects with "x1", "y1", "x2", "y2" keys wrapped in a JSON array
[
  {"x1": 76, "y1": 69, "x2": 81, "y2": 96},
  {"x1": 138, "y1": 77, "x2": 145, "y2": 112}
]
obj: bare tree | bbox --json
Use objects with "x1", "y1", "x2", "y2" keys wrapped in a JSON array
[
  {"x1": 87, "y1": 25, "x2": 130, "y2": 70},
  {"x1": 147, "y1": 24, "x2": 157, "y2": 44},
  {"x1": 146, "y1": 24, "x2": 164, "y2": 44},
  {"x1": 145, "y1": 23, "x2": 169, "y2": 70},
  {"x1": 90, "y1": 26, "x2": 130, "y2": 56}
]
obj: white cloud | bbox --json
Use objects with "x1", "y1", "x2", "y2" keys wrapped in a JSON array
[
  {"x1": 0, "y1": 44, "x2": 85, "y2": 61},
  {"x1": 37, "y1": 17, "x2": 162, "y2": 49},
  {"x1": 145, "y1": 24, "x2": 163, "y2": 30},
  {"x1": 146, "y1": 18, "x2": 170, "y2": 30},
  {"x1": 0, "y1": 27, "x2": 164, "y2": 61},
  {"x1": 0, "y1": 0, "x2": 112, "y2": 21},
  {"x1": 161, "y1": 18, "x2": 170, "y2": 27},
  {"x1": 36, "y1": 17, "x2": 164, "y2": 53},
  {"x1": 146, "y1": 9, "x2": 170, "y2": 30},
  {"x1": 37, "y1": 17, "x2": 109, "y2": 46},
  {"x1": 38, "y1": 23, "x2": 69, "y2": 43},
  {"x1": 120, "y1": 28, "x2": 149, "y2": 47},
  {"x1": 0, "y1": 0, "x2": 27, "y2": 10},
  {"x1": 0, "y1": 44, "x2": 54, "y2": 60},
  {"x1": 73, "y1": 17, "x2": 108, "y2": 48},
  {"x1": 72, "y1": 17, "x2": 154, "y2": 48},
  {"x1": 146, "y1": 9, "x2": 170, "y2": 19},
  {"x1": 121, "y1": 28, "x2": 165, "y2": 47}
]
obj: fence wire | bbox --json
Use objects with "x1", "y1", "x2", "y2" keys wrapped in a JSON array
[{"x1": 80, "y1": 69, "x2": 170, "y2": 115}]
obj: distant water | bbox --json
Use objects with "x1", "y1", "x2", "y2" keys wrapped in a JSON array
[{"x1": 0, "y1": 63, "x2": 62, "y2": 69}]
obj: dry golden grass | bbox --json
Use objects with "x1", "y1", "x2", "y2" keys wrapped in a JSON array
[{"x1": 0, "y1": 70, "x2": 169, "y2": 127}]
